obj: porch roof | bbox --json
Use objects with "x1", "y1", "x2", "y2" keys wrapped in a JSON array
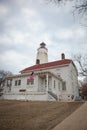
[{"x1": 6, "y1": 70, "x2": 62, "y2": 81}]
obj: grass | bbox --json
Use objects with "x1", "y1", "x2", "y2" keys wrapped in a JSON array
[{"x1": 0, "y1": 100, "x2": 84, "y2": 130}]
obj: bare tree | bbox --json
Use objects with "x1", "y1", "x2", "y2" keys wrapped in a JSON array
[
  {"x1": 0, "y1": 70, "x2": 13, "y2": 95},
  {"x1": 48, "y1": 0, "x2": 87, "y2": 13},
  {"x1": 47, "y1": 0, "x2": 87, "y2": 24},
  {"x1": 80, "y1": 79, "x2": 87, "y2": 100},
  {"x1": 73, "y1": 54, "x2": 87, "y2": 76}
]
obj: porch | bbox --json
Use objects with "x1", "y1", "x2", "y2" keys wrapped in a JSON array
[{"x1": 35, "y1": 71, "x2": 62, "y2": 100}]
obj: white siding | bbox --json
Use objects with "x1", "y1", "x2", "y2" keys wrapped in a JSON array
[{"x1": 2, "y1": 62, "x2": 79, "y2": 101}]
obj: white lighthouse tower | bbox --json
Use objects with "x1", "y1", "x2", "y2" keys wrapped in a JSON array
[{"x1": 36, "y1": 42, "x2": 48, "y2": 64}]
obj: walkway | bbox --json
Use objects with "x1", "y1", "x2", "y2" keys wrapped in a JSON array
[{"x1": 52, "y1": 102, "x2": 87, "y2": 130}]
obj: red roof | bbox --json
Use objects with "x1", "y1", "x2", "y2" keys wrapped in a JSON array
[{"x1": 20, "y1": 59, "x2": 72, "y2": 73}]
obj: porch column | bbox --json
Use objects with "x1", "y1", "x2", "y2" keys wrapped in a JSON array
[
  {"x1": 46, "y1": 73, "x2": 48, "y2": 92},
  {"x1": 37, "y1": 75, "x2": 39, "y2": 91}
]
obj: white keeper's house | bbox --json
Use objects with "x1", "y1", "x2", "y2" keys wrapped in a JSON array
[{"x1": 2, "y1": 42, "x2": 79, "y2": 101}]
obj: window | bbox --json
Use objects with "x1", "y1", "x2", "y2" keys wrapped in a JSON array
[
  {"x1": 54, "y1": 80, "x2": 56, "y2": 88},
  {"x1": 27, "y1": 79, "x2": 34, "y2": 85},
  {"x1": 15, "y1": 80, "x2": 21, "y2": 86},
  {"x1": 45, "y1": 80, "x2": 47, "y2": 87},
  {"x1": 18, "y1": 80, "x2": 21, "y2": 85},
  {"x1": 7, "y1": 79, "x2": 12, "y2": 86},
  {"x1": 62, "y1": 81, "x2": 66, "y2": 90},
  {"x1": 7, "y1": 80, "x2": 9, "y2": 86},
  {"x1": 56, "y1": 69, "x2": 61, "y2": 77},
  {"x1": 31, "y1": 79, "x2": 34, "y2": 85},
  {"x1": 58, "y1": 82, "x2": 60, "y2": 90},
  {"x1": 15, "y1": 80, "x2": 17, "y2": 86},
  {"x1": 10, "y1": 79, "x2": 12, "y2": 86},
  {"x1": 27, "y1": 79, "x2": 29, "y2": 85}
]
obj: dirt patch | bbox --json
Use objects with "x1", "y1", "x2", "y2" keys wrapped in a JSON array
[{"x1": 0, "y1": 100, "x2": 84, "y2": 130}]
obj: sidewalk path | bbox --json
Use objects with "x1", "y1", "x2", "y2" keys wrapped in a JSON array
[{"x1": 52, "y1": 102, "x2": 87, "y2": 130}]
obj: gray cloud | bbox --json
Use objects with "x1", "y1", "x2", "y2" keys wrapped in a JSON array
[{"x1": 0, "y1": 0, "x2": 87, "y2": 73}]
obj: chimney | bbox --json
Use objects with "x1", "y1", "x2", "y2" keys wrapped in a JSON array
[
  {"x1": 36, "y1": 59, "x2": 40, "y2": 64},
  {"x1": 61, "y1": 53, "x2": 65, "y2": 60}
]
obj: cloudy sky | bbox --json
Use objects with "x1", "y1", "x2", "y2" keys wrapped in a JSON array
[{"x1": 0, "y1": 0, "x2": 87, "y2": 74}]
